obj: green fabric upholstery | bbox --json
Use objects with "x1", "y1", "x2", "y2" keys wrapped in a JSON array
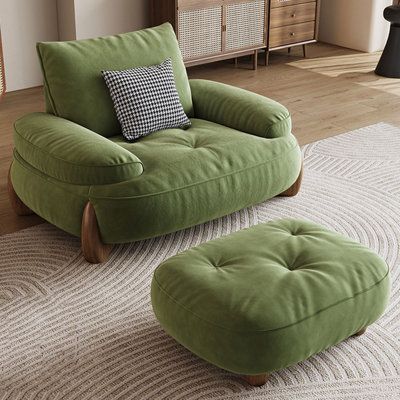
[
  {"x1": 151, "y1": 219, "x2": 391, "y2": 375},
  {"x1": 11, "y1": 24, "x2": 303, "y2": 246},
  {"x1": 11, "y1": 151, "x2": 89, "y2": 237},
  {"x1": 37, "y1": 23, "x2": 192, "y2": 137},
  {"x1": 14, "y1": 113, "x2": 143, "y2": 185},
  {"x1": 190, "y1": 79, "x2": 291, "y2": 139},
  {"x1": 11, "y1": 119, "x2": 301, "y2": 243}
]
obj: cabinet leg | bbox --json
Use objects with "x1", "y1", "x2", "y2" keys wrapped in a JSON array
[
  {"x1": 265, "y1": 50, "x2": 269, "y2": 66},
  {"x1": 253, "y1": 50, "x2": 258, "y2": 70},
  {"x1": 303, "y1": 44, "x2": 307, "y2": 58},
  {"x1": 288, "y1": 47, "x2": 291, "y2": 54},
  {"x1": 234, "y1": 57, "x2": 238, "y2": 67}
]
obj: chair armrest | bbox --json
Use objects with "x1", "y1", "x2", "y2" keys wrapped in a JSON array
[
  {"x1": 189, "y1": 79, "x2": 291, "y2": 139},
  {"x1": 14, "y1": 113, "x2": 143, "y2": 185}
]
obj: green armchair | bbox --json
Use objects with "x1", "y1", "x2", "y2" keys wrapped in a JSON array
[{"x1": 8, "y1": 23, "x2": 302, "y2": 263}]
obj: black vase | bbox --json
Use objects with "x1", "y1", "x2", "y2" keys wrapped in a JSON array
[{"x1": 376, "y1": 6, "x2": 400, "y2": 78}]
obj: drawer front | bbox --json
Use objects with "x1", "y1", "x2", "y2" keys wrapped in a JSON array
[
  {"x1": 178, "y1": 7, "x2": 223, "y2": 60},
  {"x1": 271, "y1": 0, "x2": 315, "y2": 8},
  {"x1": 269, "y1": 21, "x2": 315, "y2": 48},
  {"x1": 270, "y1": 2, "x2": 316, "y2": 28},
  {"x1": 226, "y1": 0, "x2": 266, "y2": 51}
]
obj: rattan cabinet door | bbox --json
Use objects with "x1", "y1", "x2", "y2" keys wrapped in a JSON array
[
  {"x1": 225, "y1": 0, "x2": 266, "y2": 52},
  {"x1": 178, "y1": 6, "x2": 223, "y2": 60}
]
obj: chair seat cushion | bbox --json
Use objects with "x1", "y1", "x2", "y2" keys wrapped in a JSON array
[
  {"x1": 88, "y1": 119, "x2": 301, "y2": 242},
  {"x1": 103, "y1": 118, "x2": 299, "y2": 198},
  {"x1": 151, "y1": 219, "x2": 390, "y2": 375}
]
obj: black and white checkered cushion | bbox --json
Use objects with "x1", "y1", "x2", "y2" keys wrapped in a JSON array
[{"x1": 102, "y1": 58, "x2": 191, "y2": 141}]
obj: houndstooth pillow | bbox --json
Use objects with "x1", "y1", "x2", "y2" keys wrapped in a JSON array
[{"x1": 102, "y1": 58, "x2": 191, "y2": 141}]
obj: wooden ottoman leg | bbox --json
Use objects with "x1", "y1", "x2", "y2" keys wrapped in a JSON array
[
  {"x1": 242, "y1": 373, "x2": 269, "y2": 386},
  {"x1": 352, "y1": 327, "x2": 367, "y2": 337},
  {"x1": 8, "y1": 165, "x2": 34, "y2": 216},
  {"x1": 279, "y1": 164, "x2": 304, "y2": 197},
  {"x1": 81, "y1": 202, "x2": 113, "y2": 264}
]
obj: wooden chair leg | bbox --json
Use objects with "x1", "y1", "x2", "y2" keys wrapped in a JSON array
[
  {"x1": 352, "y1": 327, "x2": 367, "y2": 337},
  {"x1": 8, "y1": 165, "x2": 34, "y2": 216},
  {"x1": 279, "y1": 164, "x2": 304, "y2": 197},
  {"x1": 81, "y1": 202, "x2": 113, "y2": 264},
  {"x1": 242, "y1": 373, "x2": 269, "y2": 386}
]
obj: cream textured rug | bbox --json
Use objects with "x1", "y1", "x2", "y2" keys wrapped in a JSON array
[{"x1": 1, "y1": 123, "x2": 399, "y2": 399}]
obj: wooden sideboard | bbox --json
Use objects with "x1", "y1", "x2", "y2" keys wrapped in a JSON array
[
  {"x1": 151, "y1": 0, "x2": 268, "y2": 69},
  {"x1": 151, "y1": 0, "x2": 320, "y2": 69}
]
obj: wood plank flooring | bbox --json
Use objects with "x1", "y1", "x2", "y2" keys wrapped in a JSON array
[{"x1": 1, "y1": 43, "x2": 399, "y2": 235}]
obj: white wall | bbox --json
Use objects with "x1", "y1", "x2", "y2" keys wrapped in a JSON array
[
  {"x1": 0, "y1": 0, "x2": 149, "y2": 91},
  {"x1": 0, "y1": 0, "x2": 59, "y2": 91},
  {"x1": 74, "y1": 0, "x2": 149, "y2": 40},
  {"x1": 319, "y1": 0, "x2": 392, "y2": 52}
]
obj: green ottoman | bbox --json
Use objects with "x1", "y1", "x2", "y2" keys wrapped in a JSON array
[{"x1": 151, "y1": 219, "x2": 390, "y2": 386}]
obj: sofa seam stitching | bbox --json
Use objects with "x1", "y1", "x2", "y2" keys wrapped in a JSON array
[
  {"x1": 36, "y1": 45, "x2": 59, "y2": 116},
  {"x1": 152, "y1": 267, "x2": 390, "y2": 334},
  {"x1": 90, "y1": 143, "x2": 300, "y2": 200},
  {"x1": 12, "y1": 151, "x2": 90, "y2": 197}
]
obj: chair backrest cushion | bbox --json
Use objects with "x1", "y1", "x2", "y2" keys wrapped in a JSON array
[{"x1": 37, "y1": 23, "x2": 193, "y2": 137}]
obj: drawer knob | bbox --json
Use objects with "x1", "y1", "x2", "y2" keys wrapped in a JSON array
[
  {"x1": 291, "y1": 13, "x2": 296, "y2": 18},
  {"x1": 290, "y1": 32, "x2": 295, "y2": 36}
]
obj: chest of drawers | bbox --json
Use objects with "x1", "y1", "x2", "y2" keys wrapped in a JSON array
[{"x1": 268, "y1": 0, "x2": 319, "y2": 57}]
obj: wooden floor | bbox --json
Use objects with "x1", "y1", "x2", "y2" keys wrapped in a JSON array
[{"x1": 1, "y1": 43, "x2": 400, "y2": 236}]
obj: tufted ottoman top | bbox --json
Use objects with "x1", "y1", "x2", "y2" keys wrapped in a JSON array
[{"x1": 151, "y1": 219, "x2": 390, "y2": 376}]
